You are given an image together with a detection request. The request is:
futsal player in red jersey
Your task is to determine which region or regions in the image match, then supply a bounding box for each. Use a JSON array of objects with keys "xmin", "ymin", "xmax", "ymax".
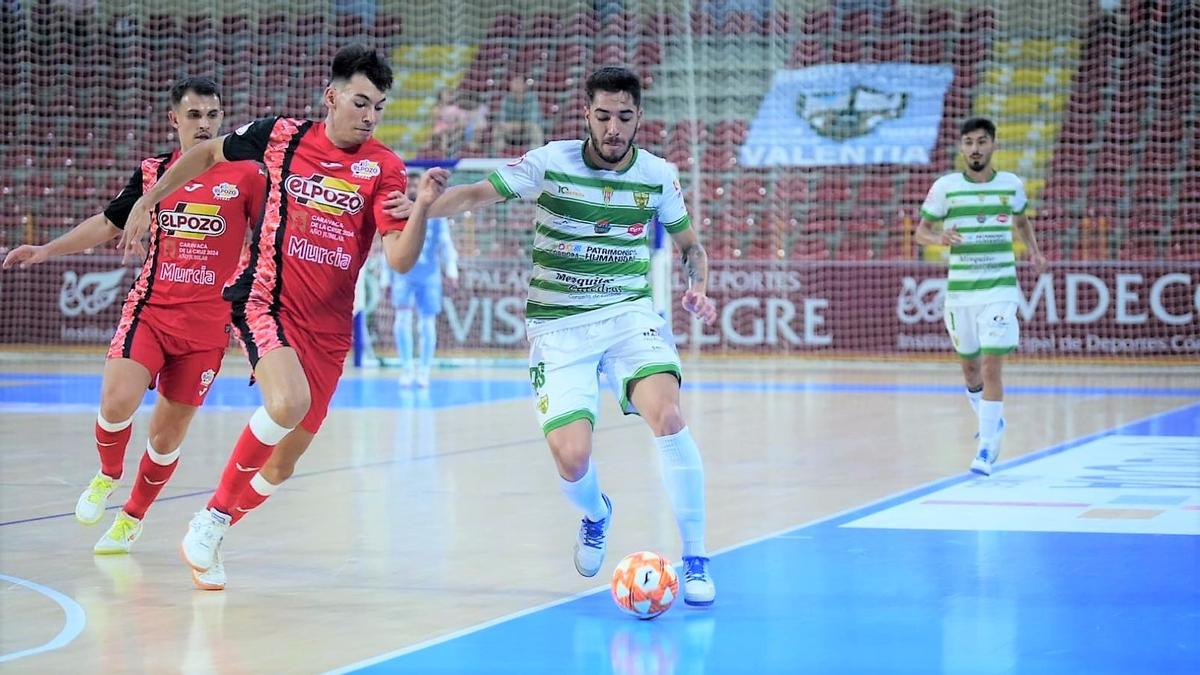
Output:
[
  {"xmin": 3, "ymin": 77, "xmax": 265, "ymax": 565},
  {"xmin": 121, "ymin": 45, "xmax": 448, "ymax": 589}
]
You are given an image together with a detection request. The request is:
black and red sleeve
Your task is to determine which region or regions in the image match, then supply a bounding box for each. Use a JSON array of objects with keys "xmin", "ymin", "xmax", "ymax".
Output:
[
  {"xmin": 223, "ymin": 117, "xmax": 279, "ymax": 163},
  {"xmin": 102, "ymin": 166, "xmax": 145, "ymax": 230}
]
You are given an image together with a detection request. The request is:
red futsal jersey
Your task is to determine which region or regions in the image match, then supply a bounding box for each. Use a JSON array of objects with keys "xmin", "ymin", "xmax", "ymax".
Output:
[
  {"xmin": 106, "ymin": 152, "xmax": 266, "ymax": 348},
  {"xmin": 221, "ymin": 117, "xmax": 409, "ymax": 345}
]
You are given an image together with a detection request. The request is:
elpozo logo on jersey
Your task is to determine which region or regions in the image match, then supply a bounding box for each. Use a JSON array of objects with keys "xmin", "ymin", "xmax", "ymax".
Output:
[
  {"xmin": 285, "ymin": 174, "xmax": 365, "ymax": 216},
  {"xmin": 351, "ymin": 159, "xmax": 380, "ymax": 180},
  {"xmin": 158, "ymin": 203, "xmax": 227, "ymax": 239}
]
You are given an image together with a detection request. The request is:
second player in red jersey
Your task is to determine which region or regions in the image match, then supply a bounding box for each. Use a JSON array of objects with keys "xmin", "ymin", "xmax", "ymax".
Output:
[
  {"xmin": 120, "ymin": 45, "xmax": 448, "ymax": 590},
  {"xmin": 3, "ymin": 77, "xmax": 265, "ymax": 570}
]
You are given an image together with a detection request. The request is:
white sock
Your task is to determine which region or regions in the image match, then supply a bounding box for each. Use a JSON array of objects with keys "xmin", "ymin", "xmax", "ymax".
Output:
[
  {"xmin": 97, "ymin": 413, "xmax": 134, "ymax": 432},
  {"xmin": 250, "ymin": 472, "xmax": 281, "ymax": 496},
  {"xmin": 965, "ymin": 387, "xmax": 983, "ymax": 417},
  {"xmin": 146, "ymin": 438, "xmax": 180, "ymax": 465},
  {"xmin": 249, "ymin": 406, "xmax": 293, "ymax": 445},
  {"xmin": 979, "ymin": 399, "xmax": 1004, "ymax": 443},
  {"xmin": 655, "ymin": 427, "xmax": 707, "ymax": 559},
  {"xmin": 559, "ymin": 462, "xmax": 608, "ymax": 522},
  {"xmin": 393, "ymin": 308, "xmax": 414, "ymax": 370}
]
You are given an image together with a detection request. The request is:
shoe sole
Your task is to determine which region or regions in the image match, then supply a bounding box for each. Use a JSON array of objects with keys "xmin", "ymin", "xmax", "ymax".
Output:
[
  {"xmin": 969, "ymin": 460, "xmax": 993, "ymax": 476},
  {"xmin": 76, "ymin": 511, "xmax": 105, "ymax": 526},
  {"xmin": 179, "ymin": 542, "xmax": 211, "ymax": 573},
  {"xmin": 191, "ymin": 570, "xmax": 225, "ymax": 591},
  {"xmin": 573, "ymin": 547, "xmax": 601, "ymax": 578},
  {"xmin": 94, "ymin": 547, "xmax": 132, "ymax": 555},
  {"xmin": 684, "ymin": 597, "xmax": 715, "ymax": 607}
]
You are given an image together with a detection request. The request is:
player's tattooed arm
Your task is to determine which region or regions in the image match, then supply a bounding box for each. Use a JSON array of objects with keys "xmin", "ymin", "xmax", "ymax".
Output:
[{"xmin": 671, "ymin": 226, "xmax": 717, "ymax": 325}]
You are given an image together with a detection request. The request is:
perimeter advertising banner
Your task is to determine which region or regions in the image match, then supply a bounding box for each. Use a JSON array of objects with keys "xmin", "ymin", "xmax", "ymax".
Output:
[{"xmin": 2, "ymin": 256, "xmax": 1197, "ymax": 358}]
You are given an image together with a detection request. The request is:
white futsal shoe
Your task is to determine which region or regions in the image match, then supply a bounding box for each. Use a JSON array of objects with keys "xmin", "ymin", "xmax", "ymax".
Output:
[
  {"xmin": 682, "ymin": 556, "xmax": 716, "ymax": 606},
  {"xmin": 192, "ymin": 546, "xmax": 226, "ymax": 591},
  {"xmin": 970, "ymin": 418, "xmax": 1006, "ymax": 476},
  {"xmin": 94, "ymin": 511, "xmax": 143, "ymax": 554},
  {"xmin": 573, "ymin": 494, "xmax": 612, "ymax": 577},
  {"xmin": 181, "ymin": 508, "xmax": 231, "ymax": 572},
  {"xmin": 76, "ymin": 472, "xmax": 118, "ymax": 525}
]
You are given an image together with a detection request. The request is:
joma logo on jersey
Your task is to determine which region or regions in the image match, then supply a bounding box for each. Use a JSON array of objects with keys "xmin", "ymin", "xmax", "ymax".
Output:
[
  {"xmin": 285, "ymin": 174, "xmax": 365, "ymax": 216},
  {"xmin": 158, "ymin": 203, "xmax": 227, "ymax": 239}
]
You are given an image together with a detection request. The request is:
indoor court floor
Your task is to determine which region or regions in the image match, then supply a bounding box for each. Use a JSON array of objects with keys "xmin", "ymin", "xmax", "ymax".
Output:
[{"xmin": 1, "ymin": 357, "xmax": 1197, "ymax": 674}]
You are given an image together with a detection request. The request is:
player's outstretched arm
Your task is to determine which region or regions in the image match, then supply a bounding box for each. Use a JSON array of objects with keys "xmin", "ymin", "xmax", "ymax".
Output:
[
  {"xmin": 119, "ymin": 136, "xmax": 229, "ymax": 262},
  {"xmin": 383, "ymin": 168, "xmax": 450, "ymax": 273},
  {"xmin": 3, "ymin": 213, "xmax": 121, "ymax": 270},
  {"xmin": 671, "ymin": 227, "xmax": 717, "ymax": 326},
  {"xmin": 914, "ymin": 218, "xmax": 962, "ymax": 246},
  {"xmin": 1013, "ymin": 214, "xmax": 1048, "ymax": 274},
  {"xmin": 383, "ymin": 179, "xmax": 503, "ymax": 221}
]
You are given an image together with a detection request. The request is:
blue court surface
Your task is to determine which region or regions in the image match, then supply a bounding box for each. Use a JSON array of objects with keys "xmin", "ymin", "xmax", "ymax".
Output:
[
  {"xmin": 325, "ymin": 402, "xmax": 1199, "ymax": 675},
  {"xmin": 3, "ymin": 372, "xmax": 1199, "ymax": 412}
]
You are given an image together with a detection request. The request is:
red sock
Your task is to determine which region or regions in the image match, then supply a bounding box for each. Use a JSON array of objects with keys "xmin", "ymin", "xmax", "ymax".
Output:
[
  {"xmin": 124, "ymin": 444, "xmax": 180, "ymax": 520},
  {"xmin": 95, "ymin": 418, "xmax": 133, "ymax": 479},
  {"xmin": 230, "ymin": 479, "xmax": 274, "ymax": 525},
  {"xmin": 207, "ymin": 424, "xmax": 277, "ymax": 515}
]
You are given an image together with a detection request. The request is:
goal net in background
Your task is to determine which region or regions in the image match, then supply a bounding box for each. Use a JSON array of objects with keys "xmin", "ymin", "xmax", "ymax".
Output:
[{"xmin": 2, "ymin": 0, "xmax": 1197, "ymax": 363}]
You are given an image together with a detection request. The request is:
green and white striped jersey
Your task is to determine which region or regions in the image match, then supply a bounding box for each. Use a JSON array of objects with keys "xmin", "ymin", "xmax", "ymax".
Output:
[
  {"xmin": 921, "ymin": 170, "xmax": 1028, "ymax": 307},
  {"xmin": 487, "ymin": 140, "xmax": 691, "ymax": 336}
]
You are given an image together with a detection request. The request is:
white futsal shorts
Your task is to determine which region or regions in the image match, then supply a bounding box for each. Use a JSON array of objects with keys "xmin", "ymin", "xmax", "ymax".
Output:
[
  {"xmin": 943, "ymin": 301, "xmax": 1020, "ymax": 358},
  {"xmin": 527, "ymin": 304, "xmax": 681, "ymax": 435}
]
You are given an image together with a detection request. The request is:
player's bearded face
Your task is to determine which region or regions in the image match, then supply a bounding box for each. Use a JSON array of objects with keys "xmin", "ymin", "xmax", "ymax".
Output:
[
  {"xmin": 961, "ymin": 131, "xmax": 994, "ymax": 172},
  {"xmin": 170, "ymin": 93, "xmax": 224, "ymax": 151},
  {"xmin": 586, "ymin": 90, "xmax": 641, "ymax": 165}
]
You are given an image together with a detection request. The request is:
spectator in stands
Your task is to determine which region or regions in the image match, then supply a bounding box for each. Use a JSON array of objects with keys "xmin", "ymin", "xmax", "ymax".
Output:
[
  {"xmin": 493, "ymin": 74, "xmax": 543, "ymax": 155},
  {"xmin": 459, "ymin": 92, "xmax": 490, "ymax": 155},
  {"xmin": 429, "ymin": 88, "xmax": 467, "ymax": 157}
]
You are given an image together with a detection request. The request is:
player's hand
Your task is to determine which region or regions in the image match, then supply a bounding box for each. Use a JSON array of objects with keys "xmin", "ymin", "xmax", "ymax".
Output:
[
  {"xmin": 384, "ymin": 190, "xmax": 414, "ymax": 219},
  {"xmin": 2, "ymin": 245, "xmax": 49, "ymax": 270},
  {"xmin": 416, "ymin": 168, "xmax": 450, "ymax": 205},
  {"xmin": 1031, "ymin": 251, "xmax": 1048, "ymax": 274},
  {"xmin": 939, "ymin": 230, "xmax": 964, "ymax": 246},
  {"xmin": 119, "ymin": 198, "xmax": 152, "ymax": 263},
  {"xmin": 682, "ymin": 286, "xmax": 717, "ymax": 325}
]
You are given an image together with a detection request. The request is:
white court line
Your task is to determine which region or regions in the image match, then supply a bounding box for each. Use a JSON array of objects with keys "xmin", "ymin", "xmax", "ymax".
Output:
[
  {"xmin": 0, "ymin": 573, "xmax": 87, "ymax": 663},
  {"xmin": 326, "ymin": 401, "xmax": 1197, "ymax": 674}
]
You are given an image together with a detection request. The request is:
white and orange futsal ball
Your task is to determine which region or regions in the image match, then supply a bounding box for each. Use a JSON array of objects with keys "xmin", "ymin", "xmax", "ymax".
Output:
[{"xmin": 610, "ymin": 551, "xmax": 679, "ymax": 619}]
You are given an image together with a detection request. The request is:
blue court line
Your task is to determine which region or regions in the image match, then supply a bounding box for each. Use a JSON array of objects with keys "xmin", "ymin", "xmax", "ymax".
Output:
[
  {"xmin": 0, "ymin": 573, "xmax": 87, "ymax": 664},
  {"xmin": 329, "ymin": 400, "xmax": 1200, "ymax": 674},
  {"xmin": 2, "ymin": 372, "xmax": 1198, "ymax": 413}
]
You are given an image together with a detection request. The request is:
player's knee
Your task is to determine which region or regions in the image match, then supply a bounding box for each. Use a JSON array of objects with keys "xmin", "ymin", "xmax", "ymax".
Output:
[
  {"xmin": 549, "ymin": 438, "xmax": 591, "ymax": 480},
  {"xmin": 98, "ymin": 396, "xmax": 137, "ymax": 426},
  {"xmin": 262, "ymin": 390, "xmax": 310, "ymax": 429},
  {"xmin": 644, "ymin": 403, "xmax": 685, "ymax": 437}
]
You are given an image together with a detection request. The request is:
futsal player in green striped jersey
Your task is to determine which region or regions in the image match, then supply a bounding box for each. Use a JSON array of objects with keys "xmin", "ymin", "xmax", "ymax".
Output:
[
  {"xmin": 915, "ymin": 117, "xmax": 1047, "ymax": 476},
  {"xmin": 389, "ymin": 66, "xmax": 718, "ymax": 606}
]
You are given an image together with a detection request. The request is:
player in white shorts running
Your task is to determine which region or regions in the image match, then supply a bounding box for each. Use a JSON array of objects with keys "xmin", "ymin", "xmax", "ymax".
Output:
[
  {"xmin": 916, "ymin": 117, "xmax": 1047, "ymax": 476},
  {"xmin": 388, "ymin": 66, "xmax": 718, "ymax": 606}
]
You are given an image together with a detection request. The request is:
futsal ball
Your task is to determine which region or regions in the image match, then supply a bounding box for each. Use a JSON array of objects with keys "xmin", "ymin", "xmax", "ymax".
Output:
[{"xmin": 610, "ymin": 551, "xmax": 679, "ymax": 619}]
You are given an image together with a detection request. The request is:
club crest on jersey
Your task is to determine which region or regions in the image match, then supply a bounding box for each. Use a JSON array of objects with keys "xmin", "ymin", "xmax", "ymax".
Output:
[
  {"xmin": 976, "ymin": 214, "xmax": 987, "ymax": 223},
  {"xmin": 159, "ymin": 203, "xmax": 227, "ymax": 239},
  {"xmin": 628, "ymin": 223, "xmax": 645, "ymax": 237},
  {"xmin": 997, "ymin": 214, "xmax": 1009, "ymax": 223},
  {"xmin": 602, "ymin": 185, "xmax": 614, "ymax": 205},
  {"xmin": 351, "ymin": 159, "xmax": 380, "ymax": 180},
  {"xmin": 594, "ymin": 219, "xmax": 612, "ymax": 234},
  {"xmin": 633, "ymin": 192, "xmax": 650, "ymax": 208},
  {"xmin": 285, "ymin": 174, "xmax": 365, "ymax": 216},
  {"xmin": 212, "ymin": 182, "xmax": 239, "ymax": 200}
]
